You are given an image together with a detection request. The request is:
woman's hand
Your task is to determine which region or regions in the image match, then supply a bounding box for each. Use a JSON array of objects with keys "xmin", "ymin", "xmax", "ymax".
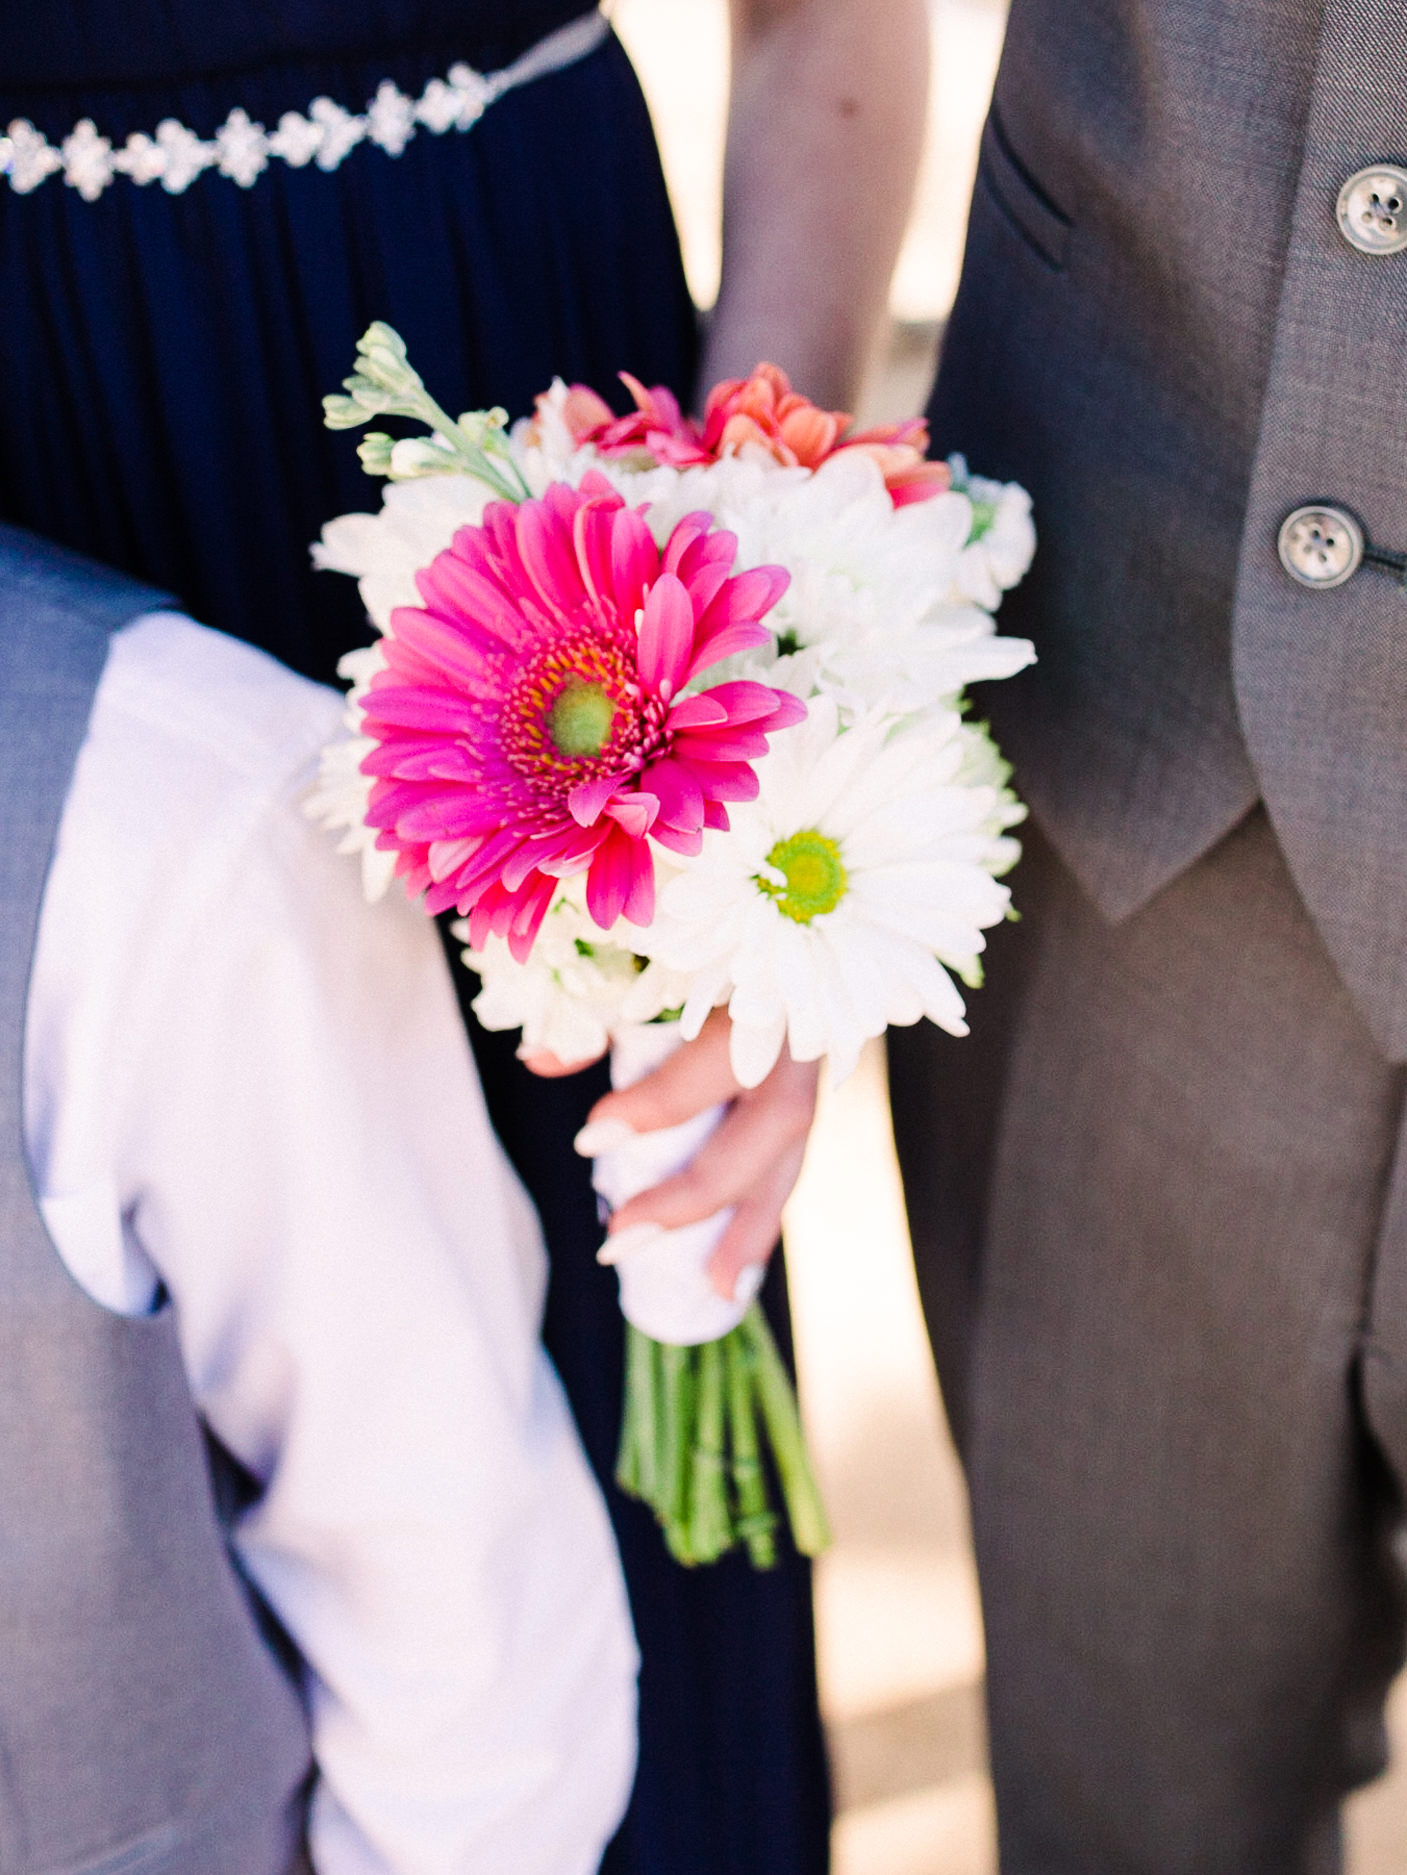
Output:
[{"xmin": 522, "ymin": 1010, "xmax": 820, "ymax": 1300}]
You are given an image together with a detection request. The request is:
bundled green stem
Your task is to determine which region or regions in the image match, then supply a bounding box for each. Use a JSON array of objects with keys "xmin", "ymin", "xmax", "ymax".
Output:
[{"xmin": 617, "ymin": 1305, "xmax": 830, "ymax": 1569}]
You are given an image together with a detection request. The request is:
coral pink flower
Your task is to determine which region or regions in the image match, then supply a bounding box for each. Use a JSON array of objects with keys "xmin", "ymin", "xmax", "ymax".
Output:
[
  {"xmin": 549, "ymin": 362, "xmax": 950, "ymax": 505},
  {"xmin": 359, "ymin": 474, "xmax": 805, "ymax": 960},
  {"xmin": 701, "ymin": 365, "xmax": 952, "ymax": 504}
]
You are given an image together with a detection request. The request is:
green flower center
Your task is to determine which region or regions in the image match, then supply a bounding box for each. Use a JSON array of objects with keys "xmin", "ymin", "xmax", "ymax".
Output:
[
  {"xmin": 759, "ymin": 829, "xmax": 848, "ymax": 923},
  {"xmin": 548, "ymin": 680, "xmax": 618, "ymax": 758}
]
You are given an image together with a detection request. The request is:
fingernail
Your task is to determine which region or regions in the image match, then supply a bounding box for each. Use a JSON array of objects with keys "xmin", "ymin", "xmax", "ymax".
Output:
[
  {"xmin": 732, "ymin": 1263, "xmax": 765, "ymax": 1306},
  {"xmin": 574, "ymin": 1117, "xmax": 638, "ymax": 1157},
  {"xmin": 596, "ymin": 1221, "xmax": 667, "ymax": 1266}
]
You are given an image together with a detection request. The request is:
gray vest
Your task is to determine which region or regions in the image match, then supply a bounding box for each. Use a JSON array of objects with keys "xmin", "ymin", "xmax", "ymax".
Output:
[
  {"xmin": 0, "ymin": 525, "xmax": 312, "ymax": 1873},
  {"xmin": 932, "ymin": 0, "xmax": 1407, "ymax": 1056}
]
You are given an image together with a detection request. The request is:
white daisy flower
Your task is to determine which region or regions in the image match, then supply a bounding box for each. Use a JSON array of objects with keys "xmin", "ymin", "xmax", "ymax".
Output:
[
  {"xmin": 636, "ymin": 694, "xmax": 1017, "ymax": 1089},
  {"xmin": 636, "ymin": 450, "xmax": 1034, "ymax": 711},
  {"xmin": 311, "ymin": 472, "xmax": 491, "ymax": 633},
  {"xmin": 948, "ymin": 454, "xmax": 1037, "ymax": 608},
  {"xmin": 457, "ymin": 880, "xmax": 689, "ymax": 1065}
]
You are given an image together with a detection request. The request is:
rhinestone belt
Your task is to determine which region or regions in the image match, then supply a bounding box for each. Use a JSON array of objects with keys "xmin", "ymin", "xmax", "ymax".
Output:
[{"xmin": 0, "ymin": 7, "xmax": 608, "ymax": 201}]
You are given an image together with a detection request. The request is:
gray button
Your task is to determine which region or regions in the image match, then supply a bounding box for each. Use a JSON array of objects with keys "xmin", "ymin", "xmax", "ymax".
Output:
[
  {"xmin": 1278, "ymin": 505, "xmax": 1364, "ymax": 588},
  {"xmin": 1336, "ymin": 164, "xmax": 1407, "ymax": 254}
]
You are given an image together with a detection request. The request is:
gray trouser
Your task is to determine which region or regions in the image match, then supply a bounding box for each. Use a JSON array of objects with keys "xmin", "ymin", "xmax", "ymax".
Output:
[{"xmin": 888, "ymin": 808, "xmax": 1407, "ymax": 1875}]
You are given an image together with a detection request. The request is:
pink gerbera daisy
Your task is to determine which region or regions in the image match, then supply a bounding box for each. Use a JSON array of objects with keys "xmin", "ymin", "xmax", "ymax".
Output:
[{"xmin": 360, "ymin": 473, "xmax": 805, "ymax": 960}]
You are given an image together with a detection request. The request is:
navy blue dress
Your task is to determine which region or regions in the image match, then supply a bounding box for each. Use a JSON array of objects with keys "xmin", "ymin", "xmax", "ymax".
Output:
[{"xmin": 0, "ymin": 9, "xmax": 830, "ymax": 1873}]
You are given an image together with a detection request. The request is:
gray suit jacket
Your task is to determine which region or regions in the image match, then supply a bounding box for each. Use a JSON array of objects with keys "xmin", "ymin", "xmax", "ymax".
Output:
[{"xmin": 931, "ymin": 0, "xmax": 1407, "ymax": 1056}]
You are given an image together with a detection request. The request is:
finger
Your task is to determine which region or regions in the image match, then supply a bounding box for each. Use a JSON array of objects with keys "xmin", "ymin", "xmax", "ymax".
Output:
[
  {"xmin": 607, "ymin": 1067, "xmax": 815, "ymax": 1234},
  {"xmin": 706, "ymin": 1148, "xmax": 808, "ymax": 1299},
  {"xmin": 585, "ymin": 1008, "xmax": 739, "ymax": 1135},
  {"xmin": 520, "ymin": 1047, "xmax": 604, "ymax": 1078}
]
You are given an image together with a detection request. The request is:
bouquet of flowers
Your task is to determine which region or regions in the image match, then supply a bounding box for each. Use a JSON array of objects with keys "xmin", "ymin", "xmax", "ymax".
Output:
[{"xmin": 309, "ymin": 324, "xmax": 1035, "ymax": 1567}]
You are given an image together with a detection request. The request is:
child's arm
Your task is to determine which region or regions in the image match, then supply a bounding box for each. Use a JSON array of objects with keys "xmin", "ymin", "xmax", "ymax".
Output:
[{"xmin": 27, "ymin": 612, "xmax": 636, "ymax": 1875}]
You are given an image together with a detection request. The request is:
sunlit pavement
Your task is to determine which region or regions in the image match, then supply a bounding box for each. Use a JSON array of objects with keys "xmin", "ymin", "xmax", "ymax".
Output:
[
  {"xmin": 615, "ymin": 3, "xmax": 1407, "ymax": 1867},
  {"xmin": 784, "ymin": 1043, "xmax": 995, "ymax": 1875}
]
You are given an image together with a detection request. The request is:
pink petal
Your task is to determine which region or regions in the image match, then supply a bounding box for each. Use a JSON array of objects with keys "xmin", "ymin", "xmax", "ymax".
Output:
[
  {"xmin": 609, "ymin": 505, "xmax": 659, "ymax": 624},
  {"xmin": 604, "ymin": 790, "xmax": 660, "ymax": 840},
  {"xmin": 437, "ymin": 826, "xmax": 524, "ymax": 891},
  {"xmin": 707, "ymin": 563, "xmax": 789, "ymax": 628},
  {"xmin": 568, "ymin": 770, "xmax": 624, "ymax": 827},
  {"xmin": 398, "ymin": 853, "xmax": 434, "ymax": 898},
  {"xmin": 672, "ymin": 728, "xmax": 771, "ymax": 762},
  {"xmin": 578, "ymin": 468, "xmax": 621, "ymax": 502},
  {"xmin": 572, "ymin": 497, "xmax": 618, "ymax": 615},
  {"xmin": 361, "ymin": 743, "xmax": 482, "ymax": 785},
  {"xmin": 466, "ymin": 897, "xmax": 498, "ymax": 950},
  {"xmin": 425, "ymin": 877, "xmax": 466, "ymax": 915},
  {"xmin": 650, "ymin": 821, "xmax": 705, "ymax": 858},
  {"xmin": 886, "ymin": 472, "xmax": 949, "ymax": 509},
  {"xmin": 666, "ymin": 693, "xmax": 730, "ymax": 731},
  {"xmin": 697, "ymin": 680, "xmax": 801, "ymax": 725},
  {"xmin": 413, "ymin": 557, "xmax": 518, "ymax": 646},
  {"xmin": 515, "ymin": 498, "xmax": 587, "ymax": 614},
  {"xmin": 619, "ymin": 371, "xmax": 658, "ymax": 418},
  {"xmin": 683, "ymin": 621, "xmax": 773, "ymax": 680},
  {"xmin": 502, "ymin": 837, "xmax": 554, "ymax": 893},
  {"xmin": 660, "ymin": 513, "xmax": 712, "ymax": 578},
  {"xmin": 639, "ymin": 758, "xmax": 705, "ymax": 831},
  {"xmin": 679, "ymin": 556, "xmax": 733, "ymax": 623},
  {"xmin": 506, "ymin": 876, "xmax": 557, "ymax": 962},
  {"xmin": 526, "ymin": 823, "xmax": 604, "ymax": 878},
  {"xmin": 467, "ymin": 879, "xmax": 522, "ymax": 947},
  {"xmin": 427, "ymin": 836, "xmax": 480, "ymax": 880},
  {"xmin": 363, "ymin": 686, "xmax": 472, "ymax": 733},
  {"xmin": 684, "ymin": 758, "xmax": 762, "ymax": 803},
  {"xmin": 480, "ymin": 502, "xmax": 527, "ymax": 582},
  {"xmin": 390, "ymin": 607, "xmax": 501, "ymax": 683},
  {"xmin": 622, "ymin": 837, "xmax": 656, "ymax": 926},
  {"xmin": 586, "ymin": 825, "xmax": 637, "ymax": 929},
  {"xmin": 397, "ymin": 795, "xmax": 504, "ymax": 840},
  {"xmin": 637, "ymin": 571, "xmax": 696, "ymax": 696},
  {"xmin": 680, "ymin": 560, "xmax": 792, "ymax": 677},
  {"xmin": 650, "ymin": 431, "xmax": 714, "ymax": 468},
  {"xmin": 536, "ymin": 839, "xmax": 602, "ymax": 878}
]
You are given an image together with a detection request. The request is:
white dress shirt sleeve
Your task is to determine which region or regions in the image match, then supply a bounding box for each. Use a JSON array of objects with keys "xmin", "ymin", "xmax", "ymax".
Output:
[{"xmin": 23, "ymin": 613, "xmax": 637, "ymax": 1875}]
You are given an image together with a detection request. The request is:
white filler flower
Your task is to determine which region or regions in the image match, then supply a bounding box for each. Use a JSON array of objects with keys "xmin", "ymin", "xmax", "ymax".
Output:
[
  {"xmin": 638, "ymin": 694, "xmax": 1017, "ymax": 1089},
  {"xmin": 303, "ymin": 643, "xmax": 399, "ymax": 901},
  {"xmin": 947, "ymin": 454, "xmax": 1037, "ymax": 609},
  {"xmin": 458, "ymin": 880, "xmax": 689, "ymax": 1066}
]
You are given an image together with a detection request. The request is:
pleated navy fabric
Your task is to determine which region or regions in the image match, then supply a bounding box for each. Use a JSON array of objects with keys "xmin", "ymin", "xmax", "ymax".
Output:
[{"xmin": 0, "ymin": 10, "xmax": 830, "ymax": 1873}]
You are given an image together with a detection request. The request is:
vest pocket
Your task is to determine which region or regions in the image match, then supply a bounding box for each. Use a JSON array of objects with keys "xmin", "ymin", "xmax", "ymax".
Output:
[{"xmin": 977, "ymin": 107, "xmax": 1072, "ymax": 270}]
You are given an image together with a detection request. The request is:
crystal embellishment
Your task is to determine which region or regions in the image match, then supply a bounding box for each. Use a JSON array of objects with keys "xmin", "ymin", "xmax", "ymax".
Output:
[
  {"xmin": 215, "ymin": 110, "xmax": 270, "ymax": 189},
  {"xmin": 0, "ymin": 11, "xmax": 608, "ymax": 201},
  {"xmin": 61, "ymin": 120, "xmax": 115, "ymax": 202}
]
